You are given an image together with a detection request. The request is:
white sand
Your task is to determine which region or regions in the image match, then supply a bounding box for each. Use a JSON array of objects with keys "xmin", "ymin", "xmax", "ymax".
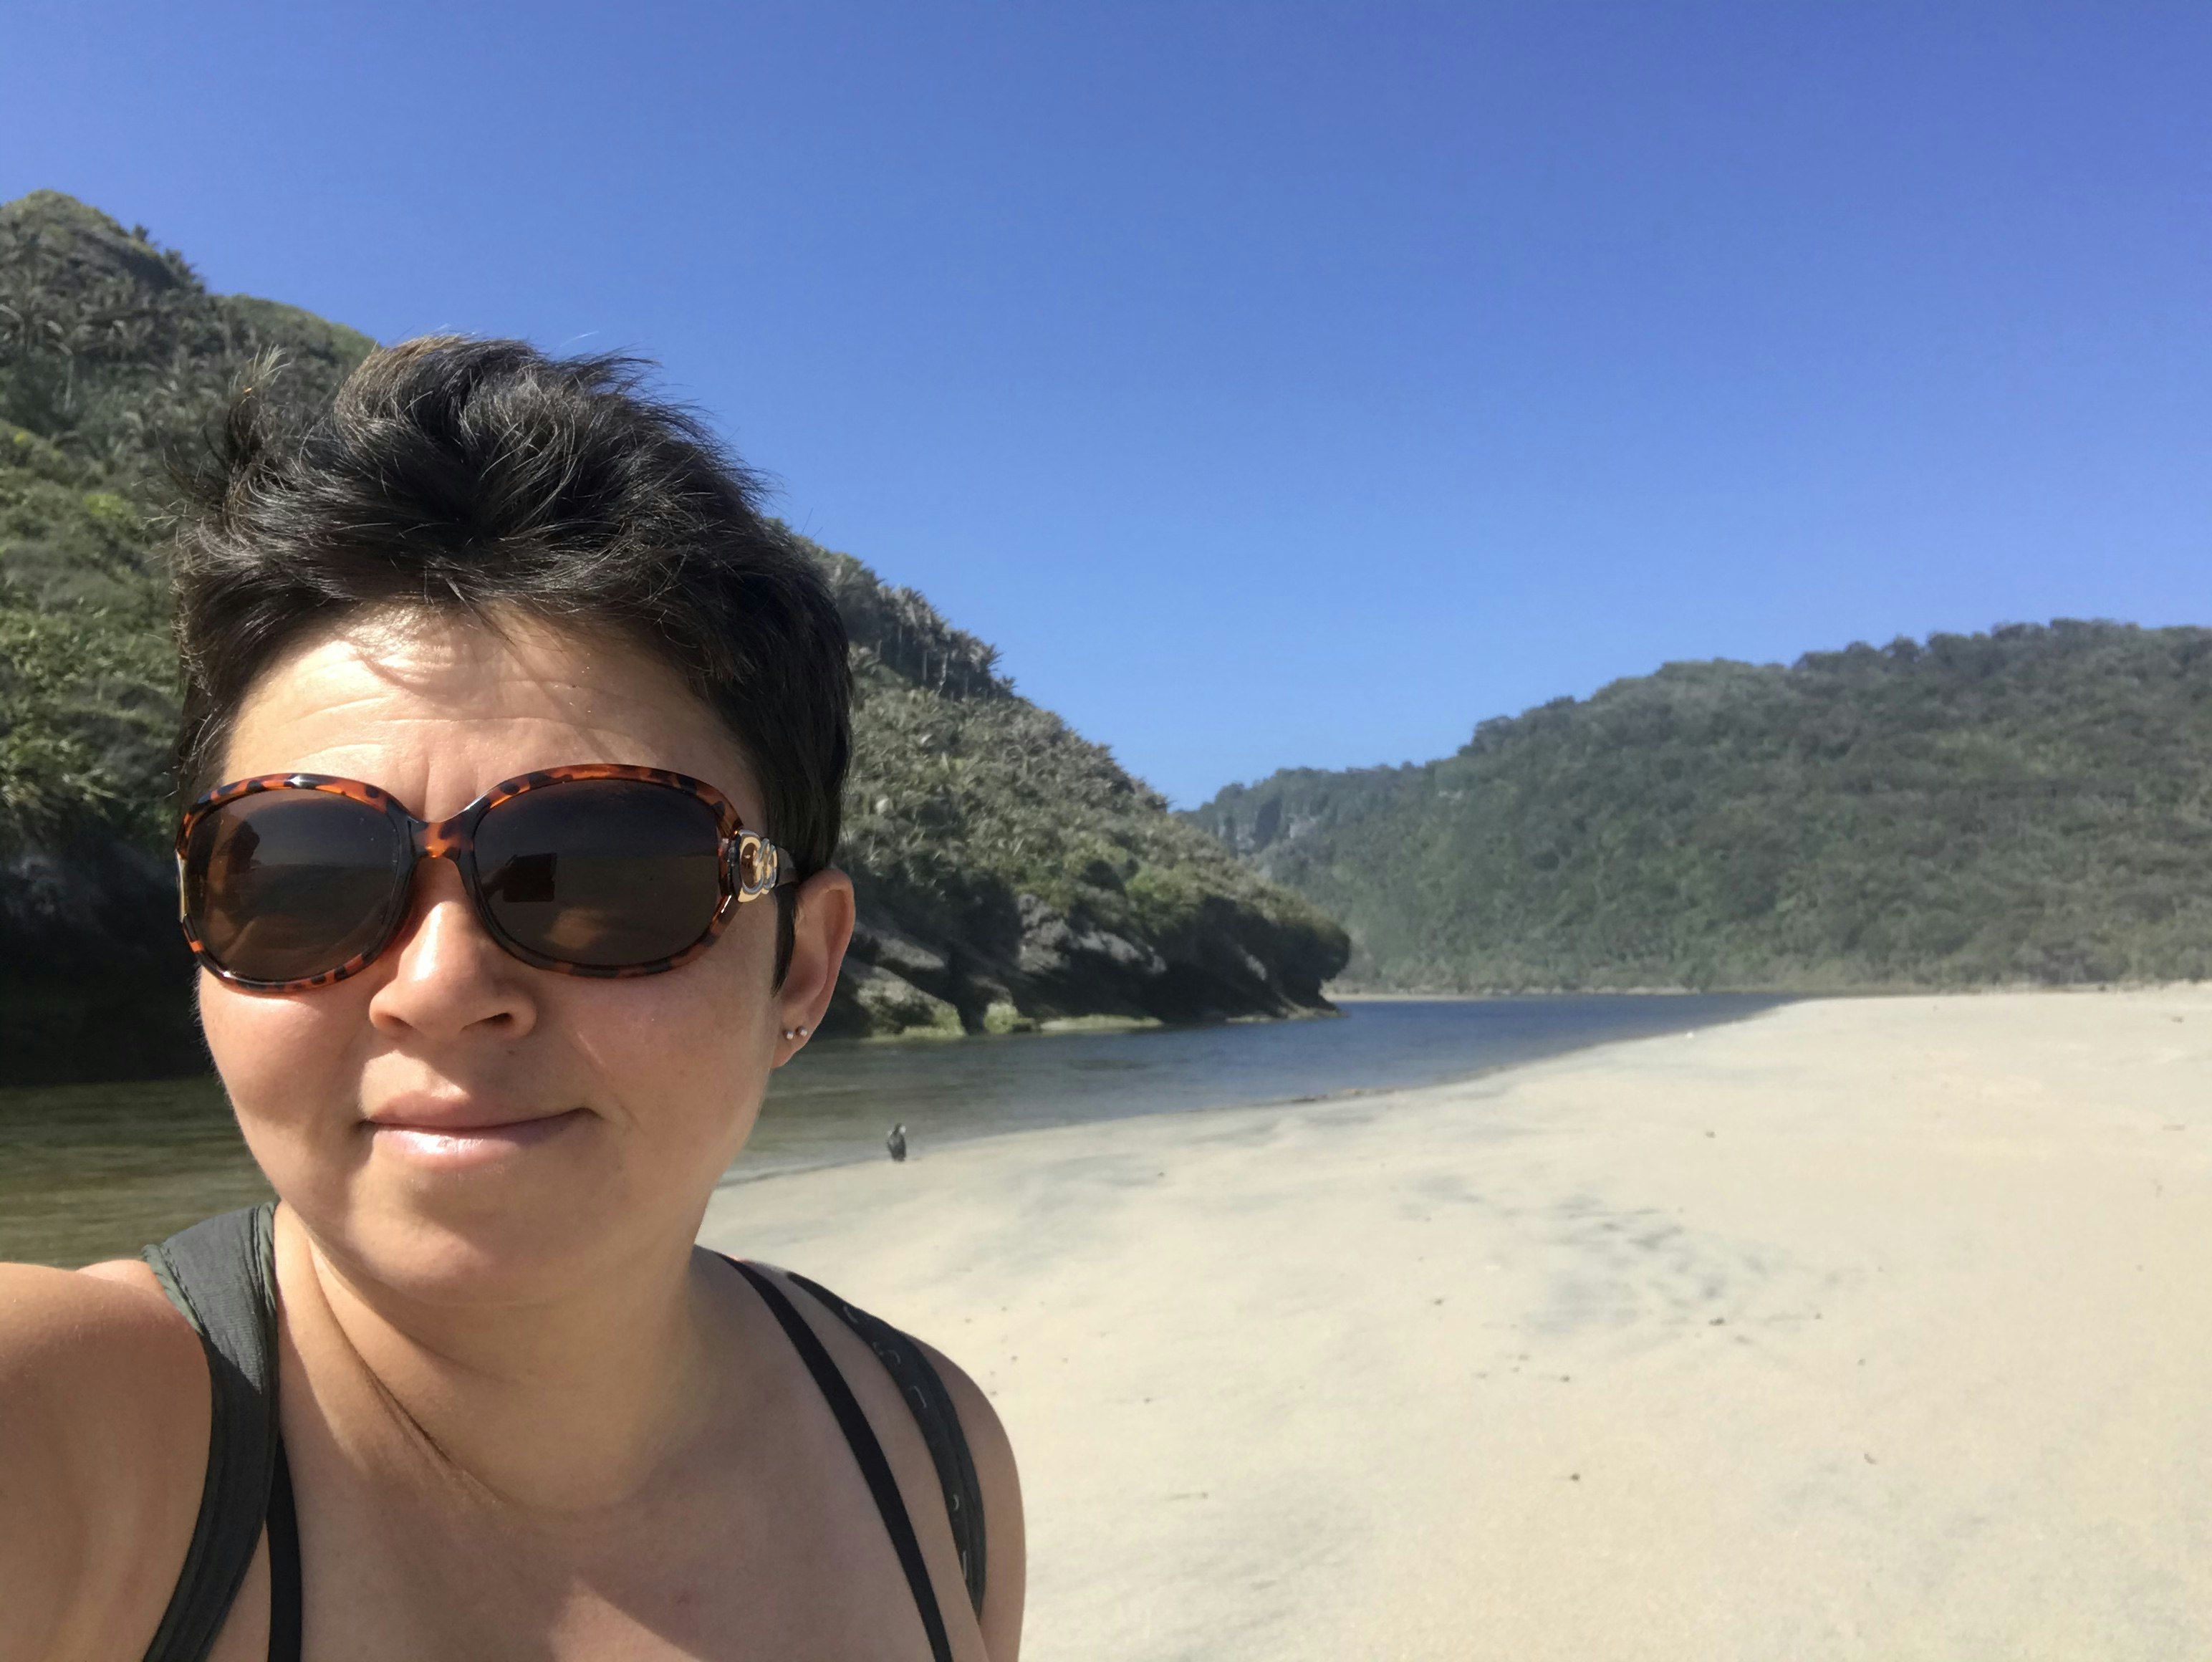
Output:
[{"xmin": 698, "ymin": 990, "xmax": 2212, "ymax": 1661}]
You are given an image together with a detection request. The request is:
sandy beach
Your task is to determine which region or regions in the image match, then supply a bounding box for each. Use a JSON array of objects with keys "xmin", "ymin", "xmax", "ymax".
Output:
[{"xmin": 697, "ymin": 989, "xmax": 2212, "ymax": 1660}]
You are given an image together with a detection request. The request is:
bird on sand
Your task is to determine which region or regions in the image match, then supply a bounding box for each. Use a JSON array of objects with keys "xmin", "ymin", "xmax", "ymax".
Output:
[{"xmin": 886, "ymin": 1123, "xmax": 908, "ymax": 1162}]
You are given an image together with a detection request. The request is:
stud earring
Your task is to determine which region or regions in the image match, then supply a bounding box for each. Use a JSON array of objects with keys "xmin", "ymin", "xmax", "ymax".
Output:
[{"xmin": 781, "ymin": 1024, "xmax": 811, "ymax": 1041}]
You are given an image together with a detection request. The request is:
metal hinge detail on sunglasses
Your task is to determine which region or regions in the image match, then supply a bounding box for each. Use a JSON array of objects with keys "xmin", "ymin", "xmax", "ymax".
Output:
[{"xmin": 730, "ymin": 830, "xmax": 784, "ymax": 902}]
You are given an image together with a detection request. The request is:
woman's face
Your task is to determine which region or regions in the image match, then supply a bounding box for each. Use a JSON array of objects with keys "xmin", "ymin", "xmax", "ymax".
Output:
[{"xmin": 199, "ymin": 607, "xmax": 850, "ymax": 1302}]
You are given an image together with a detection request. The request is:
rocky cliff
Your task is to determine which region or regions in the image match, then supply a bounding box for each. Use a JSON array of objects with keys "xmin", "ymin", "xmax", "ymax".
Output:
[{"xmin": 0, "ymin": 192, "xmax": 1347, "ymax": 1081}]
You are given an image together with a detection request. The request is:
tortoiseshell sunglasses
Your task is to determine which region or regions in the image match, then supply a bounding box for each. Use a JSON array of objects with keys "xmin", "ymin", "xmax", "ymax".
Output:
[{"xmin": 176, "ymin": 764, "xmax": 797, "ymax": 991}]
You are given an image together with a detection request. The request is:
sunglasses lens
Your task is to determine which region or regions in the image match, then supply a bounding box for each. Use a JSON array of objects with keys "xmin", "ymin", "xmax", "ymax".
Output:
[
  {"xmin": 474, "ymin": 779, "xmax": 725, "ymax": 969},
  {"xmin": 184, "ymin": 790, "xmax": 410, "ymax": 984}
]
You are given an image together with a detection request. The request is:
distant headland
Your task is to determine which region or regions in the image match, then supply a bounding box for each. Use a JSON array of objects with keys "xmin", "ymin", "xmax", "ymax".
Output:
[{"xmin": 1186, "ymin": 620, "xmax": 2212, "ymax": 992}]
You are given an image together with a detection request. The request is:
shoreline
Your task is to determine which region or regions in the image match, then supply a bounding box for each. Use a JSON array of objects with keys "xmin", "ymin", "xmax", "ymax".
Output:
[
  {"xmin": 1328, "ymin": 978, "xmax": 2211, "ymax": 1001},
  {"xmin": 718, "ymin": 991, "xmax": 1788, "ymax": 1191},
  {"xmin": 0, "ymin": 993, "xmax": 1784, "ymax": 1269},
  {"xmin": 701, "ymin": 987, "xmax": 2212, "ymax": 1658}
]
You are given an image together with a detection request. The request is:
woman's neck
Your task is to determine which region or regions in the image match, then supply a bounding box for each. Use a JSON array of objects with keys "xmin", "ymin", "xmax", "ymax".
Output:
[{"xmin": 274, "ymin": 1204, "xmax": 732, "ymax": 1514}]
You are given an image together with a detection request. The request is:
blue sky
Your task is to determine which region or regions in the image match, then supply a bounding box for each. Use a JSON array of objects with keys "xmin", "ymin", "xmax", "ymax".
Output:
[{"xmin": 6, "ymin": 2, "xmax": 2208, "ymax": 804}]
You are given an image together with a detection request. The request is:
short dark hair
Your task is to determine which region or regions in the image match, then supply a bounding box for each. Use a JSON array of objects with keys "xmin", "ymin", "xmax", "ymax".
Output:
[{"xmin": 170, "ymin": 336, "xmax": 851, "ymax": 981}]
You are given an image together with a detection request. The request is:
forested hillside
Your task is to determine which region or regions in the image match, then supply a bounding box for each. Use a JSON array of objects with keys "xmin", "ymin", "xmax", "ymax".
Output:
[
  {"xmin": 1188, "ymin": 624, "xmax": 2212, "ymax": 991},
  {"xmin": 0, "ymin": 191, "xmax": 1345, "ymax": 1081}
]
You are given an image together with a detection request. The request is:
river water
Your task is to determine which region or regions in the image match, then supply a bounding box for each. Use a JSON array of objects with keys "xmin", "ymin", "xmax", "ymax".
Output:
[{"xmin": 0, "ymin": 994, "xmax": 1786, "ymax": 1267}]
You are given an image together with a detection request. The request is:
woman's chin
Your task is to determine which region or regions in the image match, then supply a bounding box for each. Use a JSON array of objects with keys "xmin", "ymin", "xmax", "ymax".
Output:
[{"xmin": 285, "ymin": 1154, "xmax": 668, "ymax": 1305}]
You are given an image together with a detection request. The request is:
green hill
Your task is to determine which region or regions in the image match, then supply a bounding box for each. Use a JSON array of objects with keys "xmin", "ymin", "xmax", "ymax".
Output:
[
  {"xmin": 1186, "ymin": 623, "xmax": 2212, "ymax": 991},
  {"xmin": 0, "ymin": 191, "xmax": 1345, "ymax": 1081}
]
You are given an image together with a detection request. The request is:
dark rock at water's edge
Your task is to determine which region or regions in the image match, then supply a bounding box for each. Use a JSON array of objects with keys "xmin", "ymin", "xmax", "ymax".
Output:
[
  {"xmin": 0, "ymin": 191, "xmax": 1348, "ymax": 1080},
  {"xmin": 825, "ymin": 883, "xmax": 1342, "ymax": 1041},
  {"xmin": 1, "ymin": 837, "xmax": 206, "ymax": 1082}
]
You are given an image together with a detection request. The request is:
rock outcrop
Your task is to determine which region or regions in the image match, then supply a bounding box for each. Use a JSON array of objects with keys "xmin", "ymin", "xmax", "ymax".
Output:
[{"xmin": 0, "ymin": 192, "xmax": 1348, "ymax": 1080}]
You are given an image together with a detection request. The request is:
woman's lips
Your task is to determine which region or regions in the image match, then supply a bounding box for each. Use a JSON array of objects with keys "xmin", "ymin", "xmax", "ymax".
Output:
[{"xmin": 365, "ymin": 1106, "xmax": 590, "ymax": 1163}]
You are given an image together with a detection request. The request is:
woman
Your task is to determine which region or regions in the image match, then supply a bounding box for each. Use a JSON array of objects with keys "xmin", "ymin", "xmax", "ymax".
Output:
[{"xmin": 0, "ymin": 339, "xmax": 1024, "ymax": 1661}]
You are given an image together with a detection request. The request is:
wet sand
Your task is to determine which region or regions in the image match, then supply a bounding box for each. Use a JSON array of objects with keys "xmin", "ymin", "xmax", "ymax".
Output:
[{"xmin": 697, "ymin": 989, "xmax": 2212, "ymax": 1660}]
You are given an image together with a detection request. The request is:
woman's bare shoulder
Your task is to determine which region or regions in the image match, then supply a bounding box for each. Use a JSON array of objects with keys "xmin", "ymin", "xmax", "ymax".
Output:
[
  {"xmin": 0, "ymin": 1259, "xmax": 211, "ymax": 1662},
  {"xmin": 728, "ymin": 1260, "xmax": 1026, "ymax": 1661},
  {"xmin": 910, "ymin": 1335, "xmax": 1025, "ymax": 1662}
]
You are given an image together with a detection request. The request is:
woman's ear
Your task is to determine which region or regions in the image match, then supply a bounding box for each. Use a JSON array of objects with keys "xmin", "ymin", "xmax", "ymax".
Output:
[{"xmin": 775, "ymin": 868, "xmax": 855, "ymax": 1052}]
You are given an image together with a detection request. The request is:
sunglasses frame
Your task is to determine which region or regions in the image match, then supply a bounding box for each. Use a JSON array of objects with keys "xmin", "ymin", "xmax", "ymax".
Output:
[{"xmin": 175, "ymin": 763, "xmax": 797, "ymax": 993}]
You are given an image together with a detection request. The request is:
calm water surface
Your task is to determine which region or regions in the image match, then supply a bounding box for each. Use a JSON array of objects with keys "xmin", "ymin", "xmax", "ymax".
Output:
[{"xmin": 0, "ymin": 995, "xmax": 1787, "ymax": 1267}]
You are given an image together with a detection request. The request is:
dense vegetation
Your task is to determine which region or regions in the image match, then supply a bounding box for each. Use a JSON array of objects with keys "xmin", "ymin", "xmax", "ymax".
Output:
[
  {"xmin": 1188, "ymin": 624, "xmax": 2212, "ymax": 991},
  {"xmin": 809, "ymin": 536, "xmax": 1346, "ymax": 1038},
  {"xmin": 0, "ymin": 191, "xmax": 1344, "ymax": 1080}
]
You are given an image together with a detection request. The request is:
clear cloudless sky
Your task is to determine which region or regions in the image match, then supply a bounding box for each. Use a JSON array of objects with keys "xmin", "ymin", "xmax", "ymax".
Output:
[{"xmin": 5, "ymin": 1, "xmax": 2208, "ymax": 804}]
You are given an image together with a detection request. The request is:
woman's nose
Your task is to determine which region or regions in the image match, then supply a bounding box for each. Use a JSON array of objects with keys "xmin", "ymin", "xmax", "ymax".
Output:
[{"xmin": 366, "ymin": 858, "xmax": 539, "ymax": 1041}]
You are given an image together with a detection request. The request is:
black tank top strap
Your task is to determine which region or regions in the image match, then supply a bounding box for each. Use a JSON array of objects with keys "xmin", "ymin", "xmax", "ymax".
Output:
[
  {"xmin": 264, "ymin": 1441, "xmax": 304, "ymax": 1660},
  {"xmin": 133, "ymin": 1214, "xmax": 976, "ymax": 1662},
  {"xmin": 138, "ymin": 1203, "xmax": 294, "ymax": 1662},
  {"xmin": 726, "ymin": 1261, "xmax": 956, "ymax": 1662},
  {"xmin": 784, "ymin": 1272, "xmax": 988, "ymax": 1616}
]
